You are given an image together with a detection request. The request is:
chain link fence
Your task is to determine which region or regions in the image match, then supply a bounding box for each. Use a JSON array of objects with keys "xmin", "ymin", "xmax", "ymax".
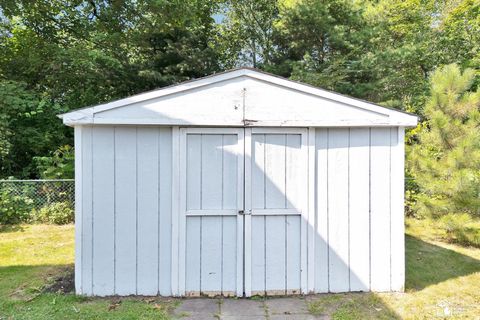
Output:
[{"xmin": 0, "ymin": 179, "xmax": 74, "ymax": 214}]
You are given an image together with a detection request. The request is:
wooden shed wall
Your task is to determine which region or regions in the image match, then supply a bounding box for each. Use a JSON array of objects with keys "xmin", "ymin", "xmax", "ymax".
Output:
[
  {"xmin": 314, "ymin": 127, "xmax": 404, "ymax": 293},
  {"xmin": 74, "ymin": 125, "xmax": 404, "ymax": 296},
  {"xmin": 75, "ymin": 126, "xmax": 173, "ymax": 296}
]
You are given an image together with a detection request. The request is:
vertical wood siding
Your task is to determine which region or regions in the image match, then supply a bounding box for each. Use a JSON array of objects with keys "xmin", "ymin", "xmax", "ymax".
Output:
[
  {"xmin": 314, "ymin": 127, "xmax": 404, "ymax": 293},
  {"xmin": 80, "ymin": 126, "xmax": 93, "ymax": 295},
  {"xmin": 74, "ymin": 126, "xmax": 83, "ymax": 294},
  {"xmin": 348, "ymin": 128, "xmax": 370, "ymax": 291},
  {"xmin": 390, "ymin": 127, "xmax": 405, "ymax": 291},
  {"xmin": 92, "ymin": 127, "xmax": 115, "ymax": 296},
  {"xmin": 78, "ymin": 126, "xmax": 172, "ymax": 296},
  {"xmin": 76, "ymin": 125, "xmax": 405, "ymax": 296},
  {"xmin": 114, "ymin": 127, "xmax": 137, "ymax": 295},
  {"xmin": 327, "ymin": 128, "xmax": 350, "ymax": 293}
]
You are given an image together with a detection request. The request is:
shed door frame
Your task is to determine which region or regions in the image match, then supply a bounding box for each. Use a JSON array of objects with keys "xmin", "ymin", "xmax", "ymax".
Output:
[{"xmin": 176, "ymin": 127, "xmax": 312, "ymax": 297}]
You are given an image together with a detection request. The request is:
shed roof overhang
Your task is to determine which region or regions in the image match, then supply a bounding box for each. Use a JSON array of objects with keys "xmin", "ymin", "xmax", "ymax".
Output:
[{"xmin": 59, "ymin": 68, "xmax": 418, "ymax": 127}]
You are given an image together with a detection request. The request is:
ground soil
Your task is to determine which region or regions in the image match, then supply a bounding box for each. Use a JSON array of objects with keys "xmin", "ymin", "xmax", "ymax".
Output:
[{"xmin": 43, "ymin": 267, "xmax": 75, "ymax": 294}]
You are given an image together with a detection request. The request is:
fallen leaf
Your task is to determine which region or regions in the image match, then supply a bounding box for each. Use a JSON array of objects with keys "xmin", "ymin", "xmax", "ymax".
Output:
[
  {"xmin": 108, "ymin": 300, "xmax": 122, "ymax": 311},
  {"xmin": 152, "ymin": 303, "xmax": 164, "ymax": 310}
]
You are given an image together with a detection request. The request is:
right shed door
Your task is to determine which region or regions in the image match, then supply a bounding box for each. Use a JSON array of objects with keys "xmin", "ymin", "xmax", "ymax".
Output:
[{"xmin": 244, "ymin": 128, "xmax": 308, "ymax": 296}]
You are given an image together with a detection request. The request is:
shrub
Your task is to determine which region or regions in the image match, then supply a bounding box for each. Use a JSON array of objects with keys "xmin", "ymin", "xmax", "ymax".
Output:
[
  {"xmin": 439, "ymin": 213, "xmax": 480, "ymax": 248},
  {"xmin": 0, "ymin": 191, "xmax": 34, "ymax": 224},
  {"xmin": 33, "ymin": 201, "xmax": 74, "ymax": 225}
]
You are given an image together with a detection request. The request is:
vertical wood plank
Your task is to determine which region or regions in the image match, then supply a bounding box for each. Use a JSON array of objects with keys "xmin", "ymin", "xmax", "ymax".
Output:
[
  {"xmin": 237, "ymin": 129, "xmax": 245, "ymax": 297},
  {"xmin": 137, "ymin": 127, "xmax": 159, "ymax": 295},
  {"xmin": 223, "ymin": 134, "xmax": 237, "ymax": 209},
  {"xmin": 265, "ymin": 216, "xmax": 286, "ymax": 293},
  {"xmin": 159, "ymin": 128, "xmax": 172, "ymax": 296},
  {"xmin": 236, "ymin": 213, "xmax": 245, "ymax": 297},
  {"xmin": 185, "ymin": 217, "xmax": 201, "ymax": 295},
  {"xmin": 251, "ymin": 216, "xmax": 265, "ymax": 295},
  {"xmin": 370, "ymin": 127, "xmax": 391, "ymax": 292},
  {"xmin": 314, "ymin": 128, "xmax": 329, "ymax": 293},
  {"xmin": 171, "ymin": 126, "xmax": 180, "ymax": 296},
  {"xmin": 81, "ymin": 126, "xmax": 93, "ymax": 295},
  {"xmin": 349, "ymin": 128, "xmax": 370, "ymax": 292},
  {"xmin": 286, "ymin": 133, "xmax": 303, "ymax": 293},
  {"xmin": 390, "ymin": 127, "xmax": 405, "ymax": 292},
  {"xmin": 222, "ymin": 216, "xmax": 237, "ymax": 295},
  {"xmin": 300, "ymin": 132, "xmax": 308, "ymax": 294},
  {"xmin": 201, "ymin": 217, "xmax": 222, "ymax": 294},
  {"xmin": 92, "ymin": 126, "xmax": 115, "ymax": 296},
  {"xmin": 327, "ymin": 128, "xmax": 350, "ymax": 293},
  {"xmin": 285, "ymin": 134, "xmax": 302, "ymax": 210},
  {"xmin": 243, "ymin": 128, "xmax": 252, "ymax": 297},
  {"xmin": 265, "ymin": 134, "xmax": 286, "ymax": 208},
  {"xmin": 307, "ymin": 128, "xmax": 316, "ymax": 293},
  {"xmin": 114, "ymin": 127, "xmax": 137, "ymax": 295},
  {"xmin": 286, "ymin": 216, "xmax": 301, "ymax": 294},
  {"xmin": 186, "ymin": 134, "xmax": 201, "ymax": 210},
  {"xmin": 74, "ymin": 126, "xmax": 83, "ymax": 294},
  {"xmin": 201, "ymin": 135, "xmax": 223, "ymax": 209},
  {"xmin": 251, "ymin": 134, "xmax": 265, "ymax": 209}
]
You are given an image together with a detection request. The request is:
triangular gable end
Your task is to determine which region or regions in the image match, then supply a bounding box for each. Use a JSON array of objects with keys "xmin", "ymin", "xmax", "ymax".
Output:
[{"xmin": 60, "ymin": 68, "xmax": 418, "ymax": 127}]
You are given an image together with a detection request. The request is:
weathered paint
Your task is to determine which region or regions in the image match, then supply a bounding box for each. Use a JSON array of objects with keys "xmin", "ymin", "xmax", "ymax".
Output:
[
  {"xmin": 76, "ymin": 126, "xmax": 172, "ymax": 296},
  {"xmin": 70, "ymin": 70, "xmax": 412, "ymax": 297},
  {"xmin": 313, "ymin": 127, "xmax": 404, "ymax": 293},
  {"xmin": 61, "ymin": 68, "xmax": 417, "ymax": 127},
  {"xmin": 75, "ymin": 125, "xmax": 405, "ymax": 296}
]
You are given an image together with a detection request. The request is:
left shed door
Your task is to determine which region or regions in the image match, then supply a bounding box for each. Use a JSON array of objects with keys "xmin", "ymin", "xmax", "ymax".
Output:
[{"xmin": 179, "ymin": 128, "xmax": 245, "ymax": 296}]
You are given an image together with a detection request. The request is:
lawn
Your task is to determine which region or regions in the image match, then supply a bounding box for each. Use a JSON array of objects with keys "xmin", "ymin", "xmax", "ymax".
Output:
[
  {"xmin": 1, "ymin": 219, "xmax": 479, "ymax": 319},
  {"xmin": 0, "ymin": 225, "xmax": 177, "ymax": 319}
]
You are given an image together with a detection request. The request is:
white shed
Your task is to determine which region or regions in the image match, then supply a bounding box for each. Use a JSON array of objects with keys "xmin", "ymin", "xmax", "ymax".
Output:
[{"xmin": 61, "ymin": 68, "xmax": 418, "ymax": 297}]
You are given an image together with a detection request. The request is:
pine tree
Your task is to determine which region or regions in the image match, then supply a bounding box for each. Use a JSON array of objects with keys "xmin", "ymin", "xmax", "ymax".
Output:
[{"xmin": 411, "ymin": 64, "xmax": 480, "ymax": 217}]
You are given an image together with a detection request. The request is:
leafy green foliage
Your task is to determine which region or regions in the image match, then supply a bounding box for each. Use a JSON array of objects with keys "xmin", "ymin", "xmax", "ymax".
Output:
[
  {"xmin": 217, "ymin": 0, "xmax": 279, "ymax": 68},
  {"xmin": 0, "ymin": 0, "xmax": 479, "ymax": 241},
  {"xmin": 0, "ymin": 0, "xmax": 222, "ymax": 178},
  {"xmin": 410, "ymin": 64, "xmax": 480, "ymax": 218},
  {"xmin": 0, "ymin": 80, "xmax": 69, "ymax": 178},
  {"xmin": 0, "ymin": 191, "xmax": 33, "ymax": 224},
  {"xmin": 217, "ymin": 0, "xmax": 480, "ymax": 111},
  {"xmin": 34, "ymin": 145, "xmax": 74, "ymax": 179},
  {"xmin": 32, "ymin": 201, "xmax": 74, "ymax": 225},
  {"xmin": 277, "ymin": 0, "xmax": 372, "ymax": 92}
]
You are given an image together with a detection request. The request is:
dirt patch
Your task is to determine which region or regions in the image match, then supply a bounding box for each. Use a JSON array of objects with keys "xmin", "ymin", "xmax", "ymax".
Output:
[{"xmin": 43, "ymin": 267, "xmax": 75, "ymax": 294}]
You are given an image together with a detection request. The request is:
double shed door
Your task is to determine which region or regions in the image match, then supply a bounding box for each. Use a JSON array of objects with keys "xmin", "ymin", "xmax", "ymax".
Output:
[{"xmin": 179, "ymin": 128, "xmax": 308, "ymax": 297}]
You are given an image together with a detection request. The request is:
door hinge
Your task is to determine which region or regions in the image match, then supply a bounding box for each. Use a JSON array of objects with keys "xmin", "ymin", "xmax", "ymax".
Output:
[{"xmin": 243, "ymin": 119, "xmax": 258, "ymax": 126}]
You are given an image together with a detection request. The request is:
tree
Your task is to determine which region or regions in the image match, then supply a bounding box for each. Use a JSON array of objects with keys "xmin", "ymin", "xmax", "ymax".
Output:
[
  {"xmin": 0, "ymin": 80, "xmax": 69, "ymax": 178},
  {"xmin": 217, "ymin": 0, "xmax": 279, "ymax": 68},
  {"xmin": 276, "ymin": 0, "xmax": 372, "ymax": 92},
  {"xmin": 410, "ymin": 64, "xmax": 480, "ymax": 217},
  {"xmin": 440, "ymin": 0, "xmax": 480, "ymax": 87},
  {"xmin": 0, "ymin": 0, "xmax": 222, "ymax": 178}
]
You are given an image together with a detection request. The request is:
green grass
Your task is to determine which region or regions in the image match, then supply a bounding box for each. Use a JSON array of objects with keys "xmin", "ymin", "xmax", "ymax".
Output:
[
  {"xmin": 307, "ymin": 218, "xmax": 480, "ymax": 319},
  {"xmin": 1, "ymin": 219, "xmax": 480, "ymax": 319},
  {"xmin": 0, "ymin": 225, "xmax": 178, "ymax": 319}
]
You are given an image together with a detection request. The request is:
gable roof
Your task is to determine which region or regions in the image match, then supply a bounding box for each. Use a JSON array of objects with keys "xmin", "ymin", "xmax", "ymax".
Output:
[{"xmin": 60, "ymin": 67, "xmax": 418, "ymax": 127}]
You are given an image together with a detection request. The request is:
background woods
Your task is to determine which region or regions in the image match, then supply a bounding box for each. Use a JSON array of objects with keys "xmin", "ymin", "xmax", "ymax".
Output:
[{"xmin": 0, "ymin": 0, "xmax": 480, "ymax": 236}]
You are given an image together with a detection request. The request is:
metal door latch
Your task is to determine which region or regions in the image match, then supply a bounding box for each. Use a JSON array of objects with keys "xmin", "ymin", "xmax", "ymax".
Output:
[{"xmin": 238, "ymin": 210, "xmax": 251, "ymax": 215}]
